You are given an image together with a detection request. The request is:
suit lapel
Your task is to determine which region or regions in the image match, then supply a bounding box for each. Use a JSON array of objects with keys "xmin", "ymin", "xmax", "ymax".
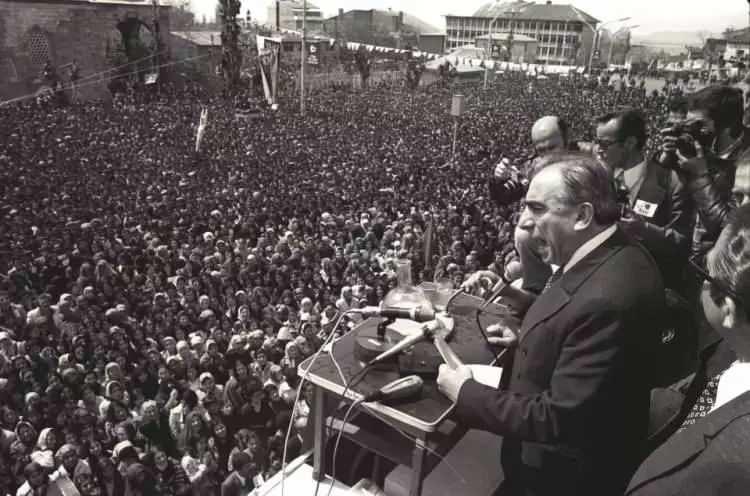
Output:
[
  {"xmin": 519, "ymin": 285, "xmax": 569, "ymax": 342},
  {"xmin": 519, "ymin": 229, "xmax": 627, "ymax": 343},
  {"xmin": 628, "ymin": 391, "xmax": 750, "ymax": 493}
]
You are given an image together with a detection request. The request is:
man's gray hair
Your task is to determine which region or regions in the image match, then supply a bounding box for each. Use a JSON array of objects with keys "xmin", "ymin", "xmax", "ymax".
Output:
[{"xmin": 531, "ymin": 152, "xmax": 620, "ymax": 225}]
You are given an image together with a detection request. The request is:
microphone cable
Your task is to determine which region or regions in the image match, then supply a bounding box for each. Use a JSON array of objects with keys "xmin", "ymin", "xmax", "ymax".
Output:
[
  {"xmin": 475, "ymin": 278, "xmax": 512, "ymax": 363},
  {"xmin": 280, "ymin": 309, "xmax": 355, "ymax": 496}
]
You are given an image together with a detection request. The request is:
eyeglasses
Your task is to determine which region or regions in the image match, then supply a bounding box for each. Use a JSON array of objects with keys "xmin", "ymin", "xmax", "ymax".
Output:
[
  {"xmin": 594, "ymin": 138, "xmax": 622, "ymax": 151},
  {"xmin": 688, "ymin": 255, "xmax": 745, "ymax": 307}
]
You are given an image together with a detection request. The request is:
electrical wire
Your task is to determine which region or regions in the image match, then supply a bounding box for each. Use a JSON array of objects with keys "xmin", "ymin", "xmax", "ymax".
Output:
[
  {"xmin": 280, "ymin": 310, "xmax": 352, "ymax": 496},
  {"xmin": 474, "ymin": 282, "xmax": 514, "ymax": 363},
  {"xmin": 0, "ymin": 52, "xmax": 211, "ymax": 107},
  {"xmin": 327, "ymin": 398, "xmax": 363, "ymax": 496}
]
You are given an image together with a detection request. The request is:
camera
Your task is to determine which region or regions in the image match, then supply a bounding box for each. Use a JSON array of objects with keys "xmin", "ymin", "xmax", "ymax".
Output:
[
  {"xmin": 615, "ymin": 180, "xmax": 631, "ymax": 219},
  {"xmin": 489, "ymin": 159, "xmax": 529, "ymax": 207},
  {"xmin": 658, "ymin": 119, "xmax": 712, "ymax": 170}
]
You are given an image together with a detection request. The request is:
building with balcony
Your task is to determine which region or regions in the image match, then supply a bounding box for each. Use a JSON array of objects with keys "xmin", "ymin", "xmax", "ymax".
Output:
[{"xmin": 445, "ymin": 0, "xmax": 598, "ymax": 66}]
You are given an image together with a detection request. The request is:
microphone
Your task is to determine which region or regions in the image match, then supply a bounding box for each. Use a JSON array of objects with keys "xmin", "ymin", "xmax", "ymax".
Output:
[
  {"xmin": 354, "ymin": 305, "xmax": 436, "ymax": 323},
  {"xmin": 368, "ymin": 329, "xmax": 429, "ymax": 365},
  {"xmin": 363, "ymin": 375, "xmax": 423, "ymax": 403}
]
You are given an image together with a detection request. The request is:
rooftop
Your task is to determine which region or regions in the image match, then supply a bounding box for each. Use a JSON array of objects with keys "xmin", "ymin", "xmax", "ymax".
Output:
[
  {"xmin": 170, "ymin": 31, "xmax": 222, "ymax": 47},
  {"xmin": 725, "ymin": 27, "xmax": 750, "ymax": 44},
  {"xmin": 325, "ymin": 9, "xmax": 440, "ymax": 34},
  {"xmin": 471, "ymin": 1, "xmax": 599, "ymax": 24},
  {"xmin": 476, "ymin": 33, "xmax": 538, "ymax": 42},
  {"xmin": 275, "ymin": 0, "xmax": 320, "ymax": 10}
]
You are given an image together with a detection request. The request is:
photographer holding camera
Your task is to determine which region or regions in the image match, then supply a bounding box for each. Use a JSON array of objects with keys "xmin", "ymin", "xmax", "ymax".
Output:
[
  {"xmin": 660, "ymin": 86, "xmax": 750, "ymax": 265},
  {"xmin": 487, "ymin": 116, "xmax": 593, "ymax": 296},
  {"xmin": 595, "ymin": 108, "xmax": 693, "ymax": 292}
]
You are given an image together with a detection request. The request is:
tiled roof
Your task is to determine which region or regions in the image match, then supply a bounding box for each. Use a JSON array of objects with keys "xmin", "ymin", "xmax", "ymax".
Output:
[{"xmin": 472, "ymin": 1, "xmax": 598, "ymax": 24}]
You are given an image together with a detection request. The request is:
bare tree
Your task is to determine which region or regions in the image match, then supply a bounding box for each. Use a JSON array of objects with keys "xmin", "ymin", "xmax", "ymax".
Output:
[{"xmin": 217, "ymin": 0, "xmax": 242, "ymax": 93}]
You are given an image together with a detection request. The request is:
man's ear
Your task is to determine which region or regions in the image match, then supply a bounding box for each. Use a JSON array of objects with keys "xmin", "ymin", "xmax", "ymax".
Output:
[
  {"xmin": 721, "ymin": 296, "xmax": 738, "ymax": 329},
  {"xmin": 624, "ymin": 136, "xmax": 638, "ymax": 152},
  {"xmin": 574, "ymin": 203, "xmax": 594, "ymax": 231}
]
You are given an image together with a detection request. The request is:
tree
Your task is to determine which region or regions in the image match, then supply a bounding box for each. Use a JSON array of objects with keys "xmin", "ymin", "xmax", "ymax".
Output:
[
  {"xmin": 217, "ymin": 0, "xmax": 242, "ymax": 93},
  {"xmin": 171, "ymin": 0, "xmax": 196, "ymax": 30},
  {"xmin": 355, "ymin": 45, "xmax": 371, "ymax": 89}
]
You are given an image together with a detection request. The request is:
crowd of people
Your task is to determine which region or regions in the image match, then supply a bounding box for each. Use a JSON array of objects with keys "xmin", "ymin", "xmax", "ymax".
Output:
[{"xmin": 0, "ymin": 71, "xmax": 682, "ymax": 496}]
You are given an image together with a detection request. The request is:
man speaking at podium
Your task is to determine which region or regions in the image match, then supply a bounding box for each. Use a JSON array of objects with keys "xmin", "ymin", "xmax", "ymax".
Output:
[{"xmin": 438, "ymin": 153, "xmax": 665, "ymax": 496}]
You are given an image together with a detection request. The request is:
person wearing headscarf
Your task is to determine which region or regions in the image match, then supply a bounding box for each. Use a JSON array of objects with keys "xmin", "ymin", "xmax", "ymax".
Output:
[
  {"xmin": 50, "ymin": 444, "xmax": 91, "ymax": 496},
  {"xmin": 35, "ymin": 428, "xmax": 59, "ymax": 459},
  {"xmin": 10, "ymin": 420, "xmax": 38, "ymax": 481},
  {"xmin": 146, "ymin": 448, "xmax": 190, "ymax": 496},
  {"xmin": 196, "ymin": 373, "xmax": 222, "ymax": 406},
  {"xmin": 98, "ymin": 381, "xmax": 128, "ymax": 419},
  {"xmin": 138, "ymin": 400, "xmax": 177, "ymax": 458}
]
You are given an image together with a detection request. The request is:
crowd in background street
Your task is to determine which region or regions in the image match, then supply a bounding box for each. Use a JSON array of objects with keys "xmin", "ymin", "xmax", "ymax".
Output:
[{"xmin": 0, "ymin": 74, "xmax": 674, "ymax": 496}]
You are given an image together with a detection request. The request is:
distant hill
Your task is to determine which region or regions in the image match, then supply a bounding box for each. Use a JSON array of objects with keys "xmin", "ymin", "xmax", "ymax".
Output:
[{"xmin": 631, "ymin": 30, "xmax": 722, "ymax": 55}]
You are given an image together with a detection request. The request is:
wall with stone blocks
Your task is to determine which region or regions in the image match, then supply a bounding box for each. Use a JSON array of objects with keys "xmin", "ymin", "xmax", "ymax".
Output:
[{"xmin": 0, "ymin": 0, "xmax": 170, "ymax": 101}]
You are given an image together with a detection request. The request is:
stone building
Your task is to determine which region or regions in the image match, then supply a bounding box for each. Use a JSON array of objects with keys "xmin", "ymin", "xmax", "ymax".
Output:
[{"xmin": 0, "ymin": 0, "xmax": 171, "ymax": 102}]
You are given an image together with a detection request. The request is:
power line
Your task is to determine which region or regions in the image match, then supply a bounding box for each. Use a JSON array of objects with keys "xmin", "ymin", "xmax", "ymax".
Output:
[{"xmin": 0, "ymin": 53, "xmax": 212, "ymax": 107}]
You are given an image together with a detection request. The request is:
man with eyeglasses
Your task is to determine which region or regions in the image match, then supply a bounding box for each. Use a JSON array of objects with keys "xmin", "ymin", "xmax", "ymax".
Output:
[
  {"xmin": 627, "ymin": 204, "xmax": 750, "ymax": 495},
  {"xmin": 595, "ymin": 108, "xmax": 693, "ymax": 292}
]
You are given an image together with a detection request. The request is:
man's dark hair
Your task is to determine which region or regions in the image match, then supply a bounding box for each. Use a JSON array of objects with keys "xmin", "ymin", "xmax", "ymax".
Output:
[
  {"xmin": 557, "ymin": 117, "xmax": 570, "ymax": 145},
  {"xmin": 596, "ymin": 108, "xmax": 647, "ymax": 150},
  {"xmin": 532, "ymin": 152, "xmax": 621, "ymax": 225},
  {"xmin": 707, "ymin": 203, "xmax": 750, "ymax": 315},
  {"xmin": 668, "ymin": 96, "xmax": 688, "ymax": 115},
  {"xmin": 688, "ymin": 85, "xmax": 744, "ymax": 135},
  {"xmin": 182, "ymin": 389, "xmax": 198, "ymax": 409},
  {"xmin": 230, "ymin": 451, "xmax": 252, "ymax": 471}
]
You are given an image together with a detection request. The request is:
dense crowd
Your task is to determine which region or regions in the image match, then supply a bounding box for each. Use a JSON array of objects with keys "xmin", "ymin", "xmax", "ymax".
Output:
[{"xmin": 0, "ymin": 74, "xmax": 672, "ymax": 496}]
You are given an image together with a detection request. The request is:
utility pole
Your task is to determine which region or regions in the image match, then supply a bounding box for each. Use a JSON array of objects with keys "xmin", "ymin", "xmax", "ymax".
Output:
[{"xmin": 300, "ymin": 0, "xmax": 306, "ymax": 116}]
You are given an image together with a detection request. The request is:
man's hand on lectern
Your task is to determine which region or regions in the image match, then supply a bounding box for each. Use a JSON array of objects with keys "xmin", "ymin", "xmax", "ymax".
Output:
[
  {"xmin": 437, "ymin": 363, "xmax": 473, "ymax": 403},
  {"xmin": 486, "ymin": 323, "xmax": 518, "ymax": 348},
  {"xmin": 460, "ymin": 270, "xmax": 499, "ymax": 296}
]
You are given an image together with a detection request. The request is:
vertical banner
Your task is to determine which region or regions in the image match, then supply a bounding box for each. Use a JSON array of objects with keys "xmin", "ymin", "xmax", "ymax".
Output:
[
  {"xmin": 271, "ymin": 45, "xmax": 279, "ymax": 105},
  {"xmin": 195, "ymin": 107, "xmax": 208, "ymax": 152},
  {"xmin": 259, "ymin": 63, "xmax": 272, "ymax": 104}
]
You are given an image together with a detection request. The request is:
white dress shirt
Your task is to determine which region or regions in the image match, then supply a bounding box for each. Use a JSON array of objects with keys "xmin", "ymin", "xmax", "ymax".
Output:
[
  {"xmin": 711, "ymin": 361, "xmax": 750, "ymax": 412},
  {"xmin": 621, "ymin": 160, "xmax": 647, "ymax": 204},
  {"xmin": 563, "ymin": 225, "xmax": 617, "ymax": 274}
]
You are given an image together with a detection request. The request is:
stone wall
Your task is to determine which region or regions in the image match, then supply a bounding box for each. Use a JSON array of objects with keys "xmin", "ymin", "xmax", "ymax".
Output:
[{"xmin": 0, "ymin": 0, "xmax": 170, "ymax": 102}]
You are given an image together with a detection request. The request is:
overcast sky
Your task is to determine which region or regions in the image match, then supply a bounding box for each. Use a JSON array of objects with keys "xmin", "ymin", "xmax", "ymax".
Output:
[{"xmin": 189, "ymin": 0, "xmax": 748, "ymax": 35}]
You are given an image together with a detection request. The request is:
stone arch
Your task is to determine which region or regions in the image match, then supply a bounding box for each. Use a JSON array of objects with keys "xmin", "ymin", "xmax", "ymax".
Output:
[
  {"xmin": 0, "ymin": 56, "xmax": 19, "ymax": 84},
  {"xmin": 116, "ymin": 16, "xmax": 155, "ymax": 62}
]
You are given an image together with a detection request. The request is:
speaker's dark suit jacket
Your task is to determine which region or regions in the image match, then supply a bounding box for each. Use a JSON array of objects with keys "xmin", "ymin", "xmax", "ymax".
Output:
[
  {"xmin": 628, "ymin": 390, "xmax": 750, "ymax": 495},
  {"xmin": 455, "ymin": 228, "xmax": 665, "ymax": 496}
]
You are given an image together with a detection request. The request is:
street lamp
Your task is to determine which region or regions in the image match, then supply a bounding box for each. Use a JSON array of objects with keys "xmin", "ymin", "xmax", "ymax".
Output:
[{"xmin": 572, "ymin": 6, "xmax": 631, "ymax": 73}]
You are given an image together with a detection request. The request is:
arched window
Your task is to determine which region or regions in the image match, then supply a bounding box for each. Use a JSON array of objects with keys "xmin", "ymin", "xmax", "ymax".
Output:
[
  {"xmin": 0, "ymin": 57, "xmax": 19, "ymax": 83},
  {"xmin": 27, "ymin": 30, "xmax": 51, "ymax": 67}
]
